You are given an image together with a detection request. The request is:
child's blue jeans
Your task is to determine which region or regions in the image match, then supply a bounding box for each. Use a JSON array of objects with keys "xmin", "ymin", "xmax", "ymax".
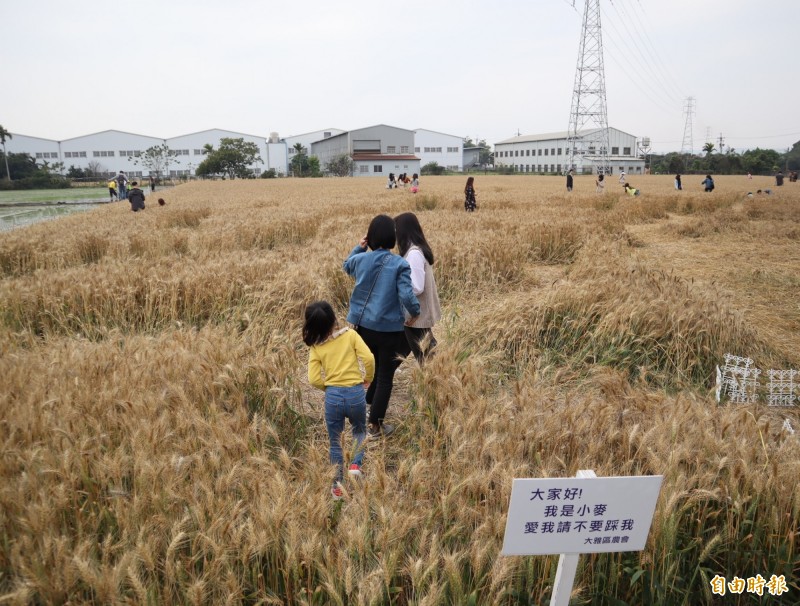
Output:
[{"xmin": 325, "ymin": 385, "xmax": 367, "ymax": 482}]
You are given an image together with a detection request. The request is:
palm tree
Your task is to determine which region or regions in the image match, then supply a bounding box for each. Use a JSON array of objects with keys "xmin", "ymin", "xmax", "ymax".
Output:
[
  {"xmin": 702, "ymin": 142, "xmax": 715, "ymax": 156},
  {"xmin": 0, "ymin": 124, "xmax": 12, "ymax": 181}
]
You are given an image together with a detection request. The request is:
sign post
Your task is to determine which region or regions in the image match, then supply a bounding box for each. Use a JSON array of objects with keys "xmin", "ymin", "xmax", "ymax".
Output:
[{"xmin": 501, "ymin": 470, "xmax": 663, "ymax": 605}]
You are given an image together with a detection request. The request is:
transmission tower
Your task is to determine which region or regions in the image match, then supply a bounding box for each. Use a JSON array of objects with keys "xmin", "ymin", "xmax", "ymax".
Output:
[
  {"xmin": 566, "ymin": 0, "xmax": 611, "ymax": 176},
  {"xmin": 680, "ymin": 97, "xmax": 695, "ymax": 156}
]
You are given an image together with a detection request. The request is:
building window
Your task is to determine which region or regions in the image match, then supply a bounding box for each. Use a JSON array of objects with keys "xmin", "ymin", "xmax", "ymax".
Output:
[
  {"xmin": 611, "ymin": 147, "xmax": 619, "ymax": 155},
  {"xmin": 80, "ymin": 152, "xmax": 87, "ymax": 157},
  {"xmin": 373, "ymin": 165, "xmax": 383, "ymax": 173},
  {"xmin": 194, "ymin": 149, "xmax": 204, "ymax": 155},
  {"xmin": 387, "ymin": 146, "xmax": 396, "ymax": 153},
  {"xmin": 551, "ymin": 148, "xmax": 556, "ymax": 156},
  {"xmin": 623, "ymin": 147, "xmax": 631, "ymax": 155},
  {"xmin": 414, "ymin": 147, "xmax": 420, "ymax": 152},
  {"xmin": 324, "ymin": 131, "xmax": 332, "ymax": 138},
  {"xmin": 447, "ymin": 146, "xmax": 459, "ymax": 152},
  {"xmin": 537, "ymin": 164, "xmax": 542, "ymax": 172},
  {"xmin": 544, "ymin": 149, "xmax": 549, "ymax": 156},
  {"xmin": 538, "ymin": 149, "xmax": 542, "ymax": 156},
  {"xmin": 514, "ymin": 150, "xmax": 518, "ymax": 157},
  {"xmin": 359, "ymin": 165, "xmax": 369, "ymax": 173},
  {"xmin": 435, "ymin": 147, "xmax": 442, "ymax": 152},
  {"xmin": 557, "ymin": 164, "xmax": 562, "ymax": 173},
  {"xmin": 558, "ymin": 148, "xmax": 562, "ymax": 155},
  {"xmin": 526, "ymin": 150, "xmax": 530, "ymax": 156},
  {"xmin": 401, "ymin": 146, "xmax": 409, "ymax": 153}
]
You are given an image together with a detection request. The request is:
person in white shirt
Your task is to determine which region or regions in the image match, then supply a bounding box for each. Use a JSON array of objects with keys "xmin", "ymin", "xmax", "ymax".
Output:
[{"xmin": 394, "ymin": 212, "xmax": 442, "ymax": 363}]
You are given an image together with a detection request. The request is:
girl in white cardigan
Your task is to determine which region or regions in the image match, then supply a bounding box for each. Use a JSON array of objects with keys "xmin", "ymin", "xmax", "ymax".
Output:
[{"xmin": 394, "ymin": 212, "xmax": 442, "ymax": 363}]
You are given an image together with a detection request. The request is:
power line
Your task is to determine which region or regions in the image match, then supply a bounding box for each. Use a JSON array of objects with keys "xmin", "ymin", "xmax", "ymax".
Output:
[
  {"xmin": 601, "ymin": 3, "xmax": 681, "ymax": 106},
  {"xmin": 612, "ymin": 0, "xmax": 686, "ymax": 101},
  {"xmin": 624, "ymin": 0, "xmax": 686, "ymax": 100}
]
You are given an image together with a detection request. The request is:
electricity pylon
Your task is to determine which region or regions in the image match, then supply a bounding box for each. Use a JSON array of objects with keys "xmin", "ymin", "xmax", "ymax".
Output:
[
  {"xmin": 566, "ymin": 0, "xmax": 611, "ymax": 176},
  {"xmin": 681, "ymin": 97, "xmax": 695, "ymax": 156}
]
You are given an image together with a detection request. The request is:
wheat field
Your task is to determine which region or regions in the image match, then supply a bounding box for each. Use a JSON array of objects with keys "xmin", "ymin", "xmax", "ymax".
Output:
[{"xmin": 1, "ymin": 175, "xmax": 798, "ymax": 605}]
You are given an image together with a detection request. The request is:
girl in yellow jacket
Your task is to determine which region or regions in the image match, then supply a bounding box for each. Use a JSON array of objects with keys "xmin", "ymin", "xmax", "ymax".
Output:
[{"xmin": 304, "ymin": 300, "xmax": 375, "ymax": 499}]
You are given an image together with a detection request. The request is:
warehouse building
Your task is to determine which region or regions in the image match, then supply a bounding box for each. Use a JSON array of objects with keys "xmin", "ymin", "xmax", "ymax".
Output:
[
  {"xmin": 311, "ymin": 125, "xmax": 420, "ymax": 178},
  {"xmin": 494, "ymin": 127, "xmax": 644, "ymax": 175}
]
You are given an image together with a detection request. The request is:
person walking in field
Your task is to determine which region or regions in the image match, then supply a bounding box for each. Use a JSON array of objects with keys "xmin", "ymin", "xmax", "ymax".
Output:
[
  {"xmin": 115, "ymin": 171, "xmax": 129, "ymax": 200},
  {"xmin": 464, "ymin": 176, "xmax": 477, "ymax": 211},
  {"xmin": 702, "ymin": 174, "xmax": 715, "ymax": 192},
  {"xmin": 108, "ymin": 178, "xmax": 117, "ymax": 202},
  {"xmin": 127, "ymin": 181, "xmax": 146, "ymax": 211},
  {"xmin": 775, "ymin": 171, "xmax": 784, "ymax": 186},
  {"xmin": 618, "ymin": 170, "xmax": 626, "ymax": 184},
  {"xmin": 304, "ymin": 300, "xmax": 374, "ymax": 500},
  {"xmin": 410, "ymin": 173, "xmax": 419, "ymax": 193},
  {"xmin": 394, "ymin": 212, "xmax": 442, "ymax": 364},
  {"xmin": 566, "ymin": 169, "xmax": 574, "ymax": 192},
  {"xmin": 343, "ymin": 215, "xmax": 420, "ymax": 439},
  {"xmin": 675, "ymin": 174, "xmax": 682, "ymax": 190}
]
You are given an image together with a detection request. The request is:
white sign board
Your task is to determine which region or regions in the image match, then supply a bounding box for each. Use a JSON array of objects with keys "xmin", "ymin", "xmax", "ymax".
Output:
[{"xmin": 502, "ymin": 475, "xmax": 663, "ymax": 556}]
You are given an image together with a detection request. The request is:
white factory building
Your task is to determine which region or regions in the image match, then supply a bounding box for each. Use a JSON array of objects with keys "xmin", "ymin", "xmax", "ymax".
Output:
[
  {"xmin": 494, "ymin": 127, "xmax": 645, "ymax": 175},
  {"xmin": 6, "ymin": 126, "xmax": 468, "ymax": 178}
]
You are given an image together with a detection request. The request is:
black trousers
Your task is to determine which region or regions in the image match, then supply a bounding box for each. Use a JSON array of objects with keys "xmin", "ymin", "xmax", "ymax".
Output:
[
  {"xmin": 404, "ymin": 326, "xmax": 437, "ymax": 365},
  {"xmin": 356, "ymin": 326, "xmax": 410, "ymax": 425}
]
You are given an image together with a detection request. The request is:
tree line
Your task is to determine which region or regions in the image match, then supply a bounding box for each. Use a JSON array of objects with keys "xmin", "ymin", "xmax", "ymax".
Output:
[{"xmin": 649, "ymin": 140, "xmax": 800, "ymax": 175}]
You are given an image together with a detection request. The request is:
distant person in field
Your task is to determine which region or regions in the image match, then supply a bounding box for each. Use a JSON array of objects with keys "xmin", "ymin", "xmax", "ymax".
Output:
[
  {"xmin": 595, "ymin": 173, "xmax": 605, "ymax": 193},
  {"xmin": 675, "ymin": 174, "xmax": 682, "ymax": 190},
  {"xmin": 386, "ymin": 173, "xmax": 396, "ymax": 189},
  {"xmin": 702, "ymin": 174, "xmax": 715, "ymax": 192},
  {"xmin": 775, "ymin": 171, "xmax": 784, "ymax": 186},
  {"xmin": 566, "ymin": 169, "xmax": 574, "ymax": 192},
  {"xmin": 623, "ymin": 182, "xmax": 640, "ymax": 197},
  {"xmin": 303, "ymin": 300, "xmax": 374, "ymax": 500},
  {"xmin": 618, "ymin": 170, "xmax": 626, "ymax": 184},
  {"xmin": 115, "ymin": 171, "xmax": 129, "ymax": 199},
  {"xmin": 410, "ymin": 173, "xmax": 419, "ymax": 193},
  {"xmin": 343, "ymin": 215, "xmax": 419, "ymax": 439},
  {"xmin": 394, "ymin": 212, "xmax": 442, "ymax": 364},
  {"xmin": 127, "ymin": 181, "xmax": 146, "ymax": 211},
  {"xmin": 149, "ymin": 175, "xmax": 156, "ymax": 192},
  {"xmin": 108, "ymin": 179, "xmax": 117, "ymax": 202},
  {"xmin": 464, "ymin": 176, "xmax": 477, "ymax": 211}
]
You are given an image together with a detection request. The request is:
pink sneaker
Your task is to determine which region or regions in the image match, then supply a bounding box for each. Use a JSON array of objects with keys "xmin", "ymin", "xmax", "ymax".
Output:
[{"xmin": 331, "ymin": 483, "xmax": 344, "ymax": 500}]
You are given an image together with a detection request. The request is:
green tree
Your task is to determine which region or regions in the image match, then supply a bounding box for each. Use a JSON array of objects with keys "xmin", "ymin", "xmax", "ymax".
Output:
[
  {"xmin": 0, "ymin": 125, "xmax": 12, "ymax": 181},
  {"xmin": 196, "ymin": 138, "xmax": 262, "ymax": 179},
  {"xmin": 421, "ymin": 162, "xmax": 445, "ymax": 176},
  {"xmin": 290, "ymin": 143, "xmax": 309, "ymax": 177},
  {"xmin": 782, "ymin": 140, "xmax": 800, "ymax": 171},
  {"xmin": 325, "ymin": 153, "xmax": 353, "ymax": 177},
  {"xmin": 134, "ymin": 144, "xmax": 177, "ymax": 178},
  {"xmin": 740, "ymin": 148, "xmax": 781, "ymax": 175},
  {"xmin": 702, "ymin": 142, "xmax": 715, "ymax": 156}
]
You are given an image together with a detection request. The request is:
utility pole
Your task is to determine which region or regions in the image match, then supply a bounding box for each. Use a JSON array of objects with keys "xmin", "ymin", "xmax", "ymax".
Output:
[
  {"xmin": 566, "ymin": 0, "xmax": 611, "ymax": 176},
  {"xmin": 717, "ymin": 133, "xmax": 725, "ymax": 155}
]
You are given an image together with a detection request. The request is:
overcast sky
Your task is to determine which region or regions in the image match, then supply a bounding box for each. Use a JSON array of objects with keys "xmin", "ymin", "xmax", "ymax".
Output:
[{"xmin": 3, "ymin": 0, "xmax": 798, "ymax": 153}]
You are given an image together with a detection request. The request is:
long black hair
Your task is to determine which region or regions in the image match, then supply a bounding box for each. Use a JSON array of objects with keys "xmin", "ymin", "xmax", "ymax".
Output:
[
  {"xmin": 303, "ymin": 300, "xmax": 336, "ymax": 346},
  {"xmin": 366, "ymin": 214, "xmax": 396, "ymax": 250},
  {"xmin": 394, "ymin": 212, "xmax": 434, "ymax": 265}
]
